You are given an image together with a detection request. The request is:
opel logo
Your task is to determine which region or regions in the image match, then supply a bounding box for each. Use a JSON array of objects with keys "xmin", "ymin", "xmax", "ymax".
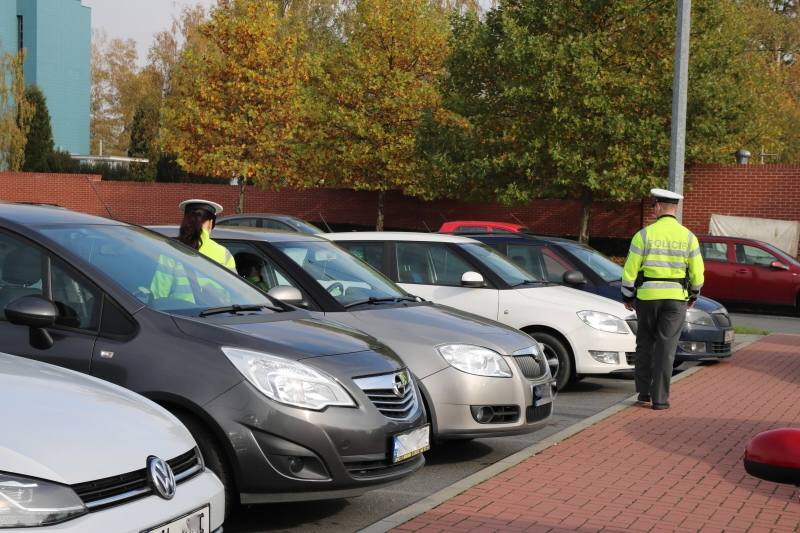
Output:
[
  {"xmin": 147, "ymin": 456, "xmax": 176, "ymax": 500},
  {"xmin": 393, "ymin": 373, "xmax": 409, "ymax": 398}
]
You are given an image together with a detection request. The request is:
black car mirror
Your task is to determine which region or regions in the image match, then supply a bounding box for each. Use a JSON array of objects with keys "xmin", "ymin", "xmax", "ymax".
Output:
[
  {"xmin": 770, "ymin": 260, "xmax": 789, "ymax": 271},
  {"xmin": 563, "ymin": 270, "xmax": 587, "ymax": 285},
  {"xmin": 744, "ymin": 428, "xmax": 800, "ymax": 486},
  {"xmin": 461, "ymin": 271, "xmax": 485, "ymax": 288},
  {"xmin": 4, "ymin": 296, "xmax": 57, "ymax": 350},
  {"xmin": 267, "ymin": 286, "xmax": 307, "ymax": 307}
]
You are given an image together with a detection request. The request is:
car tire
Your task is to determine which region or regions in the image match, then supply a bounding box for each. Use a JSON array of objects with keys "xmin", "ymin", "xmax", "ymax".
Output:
[
  {"xmin": 530, "ymin": 332, "xmax": 572, "ymax": 390},
  {"xmin": 169, "ymin": 408, "xmax": 237, "ymax": 518}
]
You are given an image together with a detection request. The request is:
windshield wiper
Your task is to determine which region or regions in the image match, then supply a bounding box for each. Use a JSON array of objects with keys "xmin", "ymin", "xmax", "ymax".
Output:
[
  {"xmin": 607, "ymin": 278, "xmax": 622, "ymax": 283},
  {"xmin": 511, "ymin": 279, "xmax": 549, "ymax": 287},
  {"xmin": 200, "ymin": 304, "xmax": 283, "ymax": 317},
  {"xmin": 343, "ymin": 296, "xmax": 417, "ymax": 309}
]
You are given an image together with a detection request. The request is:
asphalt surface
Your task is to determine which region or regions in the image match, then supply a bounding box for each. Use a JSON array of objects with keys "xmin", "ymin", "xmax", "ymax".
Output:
[{"xmin": 224, "ymin": 311, "xmax": 792, "ymax": 533}]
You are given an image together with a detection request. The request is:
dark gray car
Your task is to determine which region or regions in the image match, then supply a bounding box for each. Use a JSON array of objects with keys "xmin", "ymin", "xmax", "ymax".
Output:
[{"xmin": 0, "ymin": 204, "xmax": 427, "ymax": 516}]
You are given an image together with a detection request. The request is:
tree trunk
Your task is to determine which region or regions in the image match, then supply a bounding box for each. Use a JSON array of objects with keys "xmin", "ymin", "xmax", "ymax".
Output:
[
  {"xmin": 237, "ymin": 176, "xmax": 247, "ymax": 214},
  {"xmin": 578, "ymin": 186, "xmax": 593, "ymax": 244},
  {"xmin": 376, "ymin": 190, "xmax": 386, "ymax": 231}
]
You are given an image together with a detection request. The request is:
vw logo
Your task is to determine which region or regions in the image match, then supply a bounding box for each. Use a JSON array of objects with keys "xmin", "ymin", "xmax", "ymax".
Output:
[
  {"xmin": 393, "ymin": 373, "xmax": 409, "ymax": 398},
  {"xmin": 146, "ymin": 456, "xmax": 176, "ymax": 500}
]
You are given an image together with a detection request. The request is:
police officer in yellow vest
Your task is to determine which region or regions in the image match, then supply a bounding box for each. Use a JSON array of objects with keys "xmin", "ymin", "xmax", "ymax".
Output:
[
  {"xmin": 149, "ymin": 200, "xmax": 235, "ymax": 303},
  {"xmin": 622, "ymin": 189, "xmax": 704, "ymax": 410}
]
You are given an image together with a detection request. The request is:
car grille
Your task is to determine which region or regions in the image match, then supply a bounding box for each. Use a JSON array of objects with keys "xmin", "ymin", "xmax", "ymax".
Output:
[
  {"xmin": 353, "ymin": 370, "xmax": 418, "ymax": 421},
  {"xmin": 514, "ymin": 354, "xmax": 548, "ymax": 379},
  {"xmin": 343, "ymin": 453, "xmax": 424, "ymax": 479},
  {"xmin": 712, "ymin": 341, "xmax": 732, "ymax": 354},
  {"xmin": 72, "ymin": 448, "xmax": 203, "ymax": 512},
  {"xmin": 626, "ymin": 319, "xmax": 638, "ymax": 335},
  {"xmin": 626, "ymin": 352, "xmax": 636, "ymax": 366},
  {"xmin": 526, "ymin": 403, "xmax": 553, "ymax": 423},
  {"xmin": 479, "ymin": 405, "xmax": 520, "ymax": 424},
  {"xmin": 713, "ymin": 313, "xmax": 732, "ymax": 327}
]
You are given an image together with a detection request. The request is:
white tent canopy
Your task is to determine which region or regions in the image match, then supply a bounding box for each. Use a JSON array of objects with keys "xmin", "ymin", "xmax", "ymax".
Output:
[{"xmin": 709, "ymin": 214, "xmax": 799, "ymax": 257}]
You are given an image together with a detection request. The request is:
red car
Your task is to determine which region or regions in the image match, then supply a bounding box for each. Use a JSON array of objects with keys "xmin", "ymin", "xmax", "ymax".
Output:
[
  {"xmin": 440, "ymin": 221, "xmax": 532, "ymax": 234},
  {"xmin": 697, "ymin": 235, "xmax": 800, "ymax": 309}
]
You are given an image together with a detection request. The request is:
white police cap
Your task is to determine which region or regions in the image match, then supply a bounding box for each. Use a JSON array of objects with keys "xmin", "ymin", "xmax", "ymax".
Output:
[
  {"xmin": 179, "ymin": 199, "xmax": 224, "ymax": 215},
  {"xmin": 650, "ymin": 188, "xmax": 683, "ymax": 205}
]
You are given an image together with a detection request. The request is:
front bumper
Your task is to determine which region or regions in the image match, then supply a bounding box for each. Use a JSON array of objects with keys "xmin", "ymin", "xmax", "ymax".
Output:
[
  {"xmin": 420, "ymin": 364, "xmax": 555, "ymax": 440},
  {"xmin": 571, "ymin": 323, "xmax": 637, "ymax": 375},
  {"xmin": 204, "ymin": 380, "xmax": 426, "ymax": 503},
  {"xmin": 9, "ymin": 470, "xmax": 225, "ymax": 533},
  {"xmin": 675, "ymin": 323, "xmax": 734, "ymax": 362}
]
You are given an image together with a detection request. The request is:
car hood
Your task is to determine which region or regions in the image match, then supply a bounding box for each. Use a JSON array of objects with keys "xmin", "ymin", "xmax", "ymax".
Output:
[
  {"xmin": 694, "ymin": 296, "xmax": 725, "ymax": 313},
  {"xmin": 173, "ymin": 312, "xmax": 388, "ymax": 360},
  {"xmin": 324, "ymin": 303, "xmax": 538, "ymax": 380},
  {"xmin": 516, "ymin": 285, "xmax": 632, "ymax": 317},
  {"xmin": 0, "ymin": 354, "xmax": 195, "ymax": 485}
]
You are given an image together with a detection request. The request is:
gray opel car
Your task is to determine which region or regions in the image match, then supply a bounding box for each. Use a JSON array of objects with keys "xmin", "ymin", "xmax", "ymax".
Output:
[
  {"xmin": 0, "ymin": 204, "xmax": 428, "ymax": 516},
  {"xmin": 151, "ymin": 226, "xmax": 557, "ymax": 442}
]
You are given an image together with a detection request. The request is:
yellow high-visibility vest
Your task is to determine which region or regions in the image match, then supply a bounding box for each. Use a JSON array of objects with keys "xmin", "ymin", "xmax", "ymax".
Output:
[
  {"xmin": 621, "ymin": 216, "xmax": 704, "ymax": 301},
  {"xmin": 198, "ymin": 230, "xmax": 236, "ymax": 270}
]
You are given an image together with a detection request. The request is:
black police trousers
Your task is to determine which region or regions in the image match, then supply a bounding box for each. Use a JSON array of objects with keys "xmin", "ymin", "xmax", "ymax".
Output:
[{"xmin": 633, "ymin": 299, "xmax": 687, "ymax": 405}]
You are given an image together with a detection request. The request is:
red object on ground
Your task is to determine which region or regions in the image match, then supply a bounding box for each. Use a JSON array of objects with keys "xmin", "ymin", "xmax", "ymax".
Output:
[
  {"xmin": 743, "ymin": 428, "xmax": 800, "ymax": 486},
  {"xmin": 439, "ymin": 221, "xmax": 531, "ymax": 234}
]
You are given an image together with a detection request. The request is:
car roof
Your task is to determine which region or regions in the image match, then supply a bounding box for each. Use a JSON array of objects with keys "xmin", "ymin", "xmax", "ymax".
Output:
[
  {"xmin": 697, "ymin": 234, "xmax": 769, "ymax": 245},
  {"xmin": 0, "ymin": 203, "xmax": 124, "ymax": 226},
  {"xmin": 325, "ymin": 231, "xmax": 481, "ymax": 243},
  {"xmin": 149, "ymin": 225, "xmax": 325, "ymax": 243},
  {"xmin": 440, "ymin": 220, "xmax": 527, "ymax": 230},
  {"xmin": 455, "ymin": 232, "xmax": 581, "ymax": 245},
  {"xmin": 217, "ymin": 213, "xmax": 304, "ymax": 221}
]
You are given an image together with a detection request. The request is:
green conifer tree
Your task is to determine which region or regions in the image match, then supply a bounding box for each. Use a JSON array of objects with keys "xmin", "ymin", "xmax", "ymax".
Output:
[{"xmin": 22, "ymin": 85, "xmax": 55, "ymax": 172}]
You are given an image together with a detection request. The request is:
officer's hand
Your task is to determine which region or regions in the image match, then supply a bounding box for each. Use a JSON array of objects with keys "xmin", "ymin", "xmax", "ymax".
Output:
[
  {"xmin": 624, "ymin": 301, "xmax": 634, "ymax": 311},
  {"xmin": 687, "ymin": 299, "xmax": 696, "ymax": 309}
]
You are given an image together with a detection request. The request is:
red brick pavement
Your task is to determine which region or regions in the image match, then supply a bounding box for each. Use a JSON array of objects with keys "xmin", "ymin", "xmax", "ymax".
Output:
[{"xmin": 394, "ymin": 335, "xmax": 800, "ymax": 533}]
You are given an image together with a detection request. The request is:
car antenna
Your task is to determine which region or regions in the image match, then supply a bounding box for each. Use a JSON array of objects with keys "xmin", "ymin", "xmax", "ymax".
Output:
[
  {"xmin": 85, "ymin": 176, "xmax": 115, "ymax": 220},
  {"xmin": 510, "ymin": 213, "xmax": 527, "ymax": 228},
  {"xmin": 422, "ymin": 221, "xmax": 432, "ymax": 233},
  {"xmin": 439, "ymin": 213, "xmax": 447, "ymax": 222},
  {"xmin": 319, "ymin": 213, "xmax": 333, "ymax": 233}
]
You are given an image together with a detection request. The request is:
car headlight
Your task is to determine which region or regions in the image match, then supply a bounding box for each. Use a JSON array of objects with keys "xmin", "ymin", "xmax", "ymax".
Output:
[
  {"xmin": 436, "ymin": 344, "xmax": 512, "ymax": 378},
  {"xmin": 577, "ymin": 311, "xmax": 629, "ymax": 334},
  {"xmin": 686, "ymin": 309, "xmax": 715, "ymax": 326},
  {"xmin": 0, "ymin": 473, "xmax": 87, "ymax": 528},
  {"xmin": 222, "ymin": 347, "xmax": 356, "ymax": 410}
]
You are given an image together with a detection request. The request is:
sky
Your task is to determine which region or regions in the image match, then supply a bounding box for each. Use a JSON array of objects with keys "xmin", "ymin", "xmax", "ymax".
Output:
[{"xmin": 84, "ymin": 0, "xmax": 216, "ymax": 64}]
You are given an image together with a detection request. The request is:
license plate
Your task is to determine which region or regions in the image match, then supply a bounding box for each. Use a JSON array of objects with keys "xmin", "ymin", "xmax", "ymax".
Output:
[
  {"xmin": 725, "ymin": 330, "xmax": 735, "ymax": 343},
  {"xmin": 392, "ymin": 424, "xmax": 430, "ymax": 463},
  {"xmin": 142, "ymin": 505, "xmax": 209, "ymax": 533},
  {"xmin": 533, "ymin": 383, "xmax": 555, "ymax": 406}
]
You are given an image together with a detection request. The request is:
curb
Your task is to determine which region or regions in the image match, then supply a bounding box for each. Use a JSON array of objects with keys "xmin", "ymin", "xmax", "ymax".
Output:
[{"xmin": 358, "ymin": 335, "xmax": 765, "ymax": 533}]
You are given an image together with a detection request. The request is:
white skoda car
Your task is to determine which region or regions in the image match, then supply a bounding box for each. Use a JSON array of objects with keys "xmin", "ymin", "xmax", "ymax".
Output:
[
  {"xmin": 0, "ymin": 352, "xmax": 224, "ymax": 532},
  {"xmin": 326, "ymin": 232, "xmax": 638, "ymax": 389}
]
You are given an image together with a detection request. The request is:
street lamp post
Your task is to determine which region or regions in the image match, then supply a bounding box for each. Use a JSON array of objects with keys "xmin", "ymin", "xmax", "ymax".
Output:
[{"xmin": 668, "ymin": 0, "xmax": 691, "ymax": 222}]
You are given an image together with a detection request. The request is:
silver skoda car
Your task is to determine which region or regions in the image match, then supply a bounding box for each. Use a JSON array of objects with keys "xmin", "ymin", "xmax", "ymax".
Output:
[{"xmin": 151, "ymin": 227, "xmax": 557, "ymax": 442}]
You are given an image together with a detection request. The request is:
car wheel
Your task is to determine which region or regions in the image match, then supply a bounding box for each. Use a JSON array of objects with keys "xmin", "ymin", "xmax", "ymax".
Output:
[
  {"xmin": 530, "ymin": 332, "xmax": 572, "ymax": 390},
  {"xmin": 170, "ymin": 408, "xmax": 237, "ymax": 518}
]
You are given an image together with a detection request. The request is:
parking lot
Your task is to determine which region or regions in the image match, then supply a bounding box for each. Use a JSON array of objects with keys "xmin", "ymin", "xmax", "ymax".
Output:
[{"xmin": 225, "ymin": 309, "xmax": 791, "ymax": 533}]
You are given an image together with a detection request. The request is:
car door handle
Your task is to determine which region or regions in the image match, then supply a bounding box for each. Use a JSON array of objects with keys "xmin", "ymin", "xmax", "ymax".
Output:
[{"xmin": 735, "ymin": 269, "xmax": 748, "ymax": 274}]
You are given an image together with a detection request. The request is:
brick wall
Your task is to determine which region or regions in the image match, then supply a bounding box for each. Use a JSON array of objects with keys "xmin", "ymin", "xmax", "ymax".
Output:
[{"xmin": 1, "ymin": 164, "xmax": 799, "ymax": 240}]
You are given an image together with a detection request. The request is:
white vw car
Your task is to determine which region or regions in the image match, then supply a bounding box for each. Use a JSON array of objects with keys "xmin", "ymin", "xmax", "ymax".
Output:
[
  {"xmin": 0, "ymin": 352, "xmax": 224, "ymax": 532},
  {"xmin": 326, "ymin": 232, "xmax": 638, "ymax": 389}
]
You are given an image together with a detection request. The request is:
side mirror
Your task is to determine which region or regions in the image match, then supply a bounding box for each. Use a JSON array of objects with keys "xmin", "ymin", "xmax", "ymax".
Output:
[
  {"xmin": 461, "ymin": 271, "xmax": 485, "ymax": 288},
  {"xmin": 744, "ymin": 428, "xmax": 800, "ymax": 485},
  {"xmin": 4, "ymin": 296, "xmax": 57, "ymax": 350},
  {"xmin": 267, "ymin": 286, "xmax": 307, "ymax": 307},
  {"xmin": 770, "ymin": 260, "xmax": 789, "ymax": 271},
  {"xmin": 563, "ymin": 270, "xmax": 587, "ymax": 285}
]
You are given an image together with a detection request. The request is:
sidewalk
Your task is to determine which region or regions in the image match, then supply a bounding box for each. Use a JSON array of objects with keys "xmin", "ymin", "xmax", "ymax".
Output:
[{"xmin": 384, "ymin": 334, "xmax": 800, "ymax": 533}]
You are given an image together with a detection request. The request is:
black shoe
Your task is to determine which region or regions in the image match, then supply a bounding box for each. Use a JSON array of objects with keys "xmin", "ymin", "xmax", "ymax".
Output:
[
  {"xmin": 637, "ymin": 393, "xmax": 651, "ymax": 403},
  {"xmin": 653, "ymin": 402, "xmax": 670, "ymax": 410}
]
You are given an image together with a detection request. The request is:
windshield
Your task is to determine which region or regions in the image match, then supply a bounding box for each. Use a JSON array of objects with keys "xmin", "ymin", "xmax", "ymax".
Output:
[
  {"xmin": 37, "ymin": 225, "xmax": 275, "ymax": 316},
  {"xmin": 292, "ymin": 220, "xmax": 325, "ymax": 235},
  {"xmin": 561, "ymin": 244, "xmax": 623, "ymax": 282},
  {"xmin": 272, "ymin": 240, "xmax": 407, "ymax": 306},
  {"xmin": 457, "ymin": 243, "xmax": 540, "ymax": 284}
]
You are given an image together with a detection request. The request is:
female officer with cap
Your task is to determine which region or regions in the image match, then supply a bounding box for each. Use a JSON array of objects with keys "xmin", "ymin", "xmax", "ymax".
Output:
[{"xmin": 178, "ymin": 199, "xmax": 236, "ymax": 271}]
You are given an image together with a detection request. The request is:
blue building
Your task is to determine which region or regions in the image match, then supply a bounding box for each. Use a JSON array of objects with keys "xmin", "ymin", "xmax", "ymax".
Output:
[{"xmin": 0, "ymin": 0, "xmax": 90, "ymax": 155}]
